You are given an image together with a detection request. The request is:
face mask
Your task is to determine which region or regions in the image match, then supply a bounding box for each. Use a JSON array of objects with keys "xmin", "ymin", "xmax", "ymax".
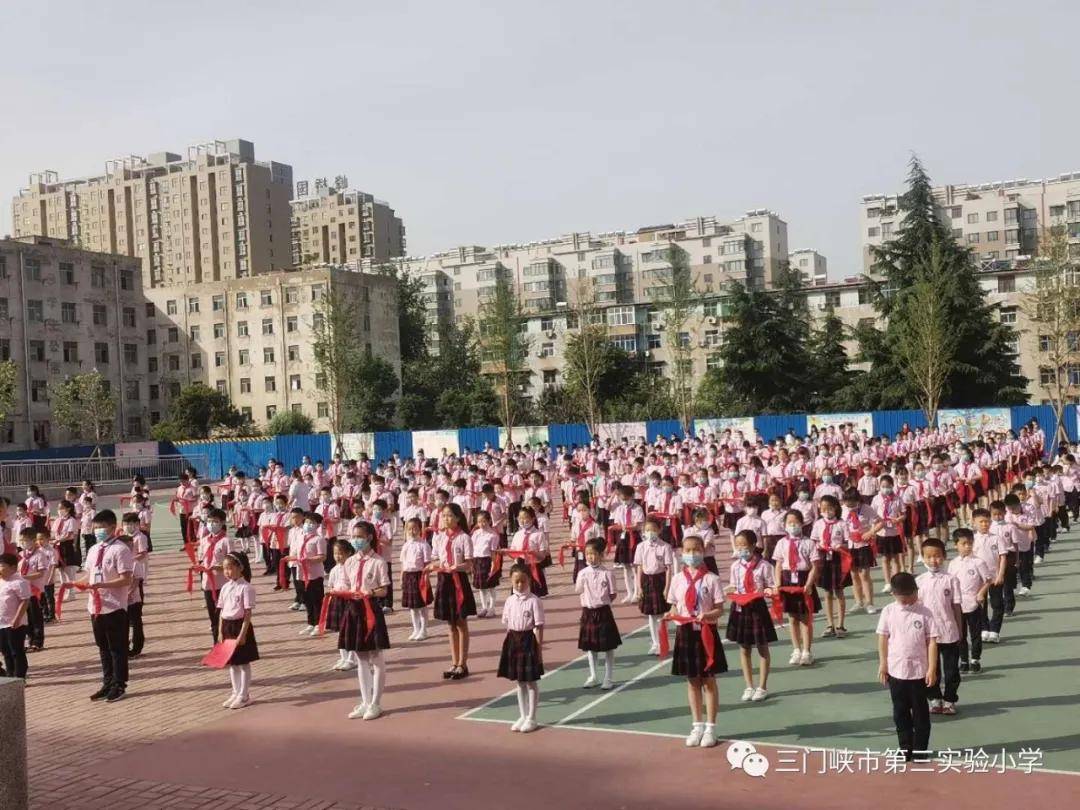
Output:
[
  {"xmin": 372, "ymin": 509, "xmax": 383, "ymax": 520},
  {"xmin": 94, "ymin": 528, "xmax": 110, "ymax": 542},
  {"xmin": 352, "ymin": 538, "xmax": 369, "ymax": 552},
  {"xmin": 695, "ymin": 522, "xmax": 709, "ymax": 530},
  {"xmin": 921, "ymin": 558, "xmax": 941, "ymax": 572},
  {"xmin": 798, "ymin": 492, "xmax": 810, "ymax": 501},
  {"xmin": 208, "ymin": 521, "xmax": 223, "ymax": 534},
  {"xmin": 728, "ymin": 471, "xmax": 738, "ymax": 480},
  {"xmin": 737, "ymin": 549, "xmax": 753, "ymax": 562},
  {"xmin": 745, "ymin": 507, "xmax": 757, "ymax": 516},
  {"xmin": 822, "ymin": 475, "xmax": 833, "ymax": 484},
  {"xmin": 915, "ymin": 471, "xmax": 926, "ymax": 480},
  {"xmin": 304, "ymin": 522, "xmax": 316, "ymax": 533},
  {"xmin": 662, "ymin": 485, "xmax": 674, "ymax": 494},
  {"xmin": 697, "ymin": 477, "xmax": 708, "ymax": 484},
  {"xmin": 1024, "ymin": 480, "xmax": 1035, "ymax": 490},
  {"xmin": 643, "ymin": 531, "xmax": 659, "ymax": 543},
  {"xmin": 786, "ymin": 525, "xmax": 801, "ymax": 536},
  {"xmin": 588, "ymin": 560, "xmax": 602, "ymax": 569},
  {"xmin": 682, "ymin": 553, "xmax": 704, "ymax": 568}
]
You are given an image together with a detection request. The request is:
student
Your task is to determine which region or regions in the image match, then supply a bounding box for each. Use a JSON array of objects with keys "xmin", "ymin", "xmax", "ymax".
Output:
[
  {"xmin": 916, "ymin": 538, "xmax": 963, "ymax": 715},
  {"xmin": 216, "ymin": 552, "xmax": 259, "ymax": 709},
  {"xmin": 470, "ymin": 510, "xmax": 501, "ymax": 617},
  {"xmin": 284, "ymin": 507, "xmax": 307, "ymax": 609},
  {"xmin": 574, "ymin": 538, "xmax": 621, "ymax": 690},
  {"xmin": 35, "ymin": 528, "xmax": 57, "ymax": 623},
  {"xmin": 842, "ymin": 488, "xmax": 883, "ymax": 615},
  {"xmin": 876, "ymin": 572, "xmax": 938, "ymax": 762},
  {"xmin": 812, "ymin": 495, "xmax": 852, "ymax": 638},
  {"xmin": 1005, "ymin": 489, "xmax": 1038, "ymax": 596},
  {"xmin": 196, "ymin": 508, "xmax": 230, "ymax": 644},
  {"xmin": 499, "ymin": 563, "xmax": 545, "ymax": 733},
  {"xmin": 288, "ymin": 512, "xmax": 327, "ymax": 636},
  {"xmin": 52, "ymin": 500, "xmax": 81, "ymax": 596},
  {"xmin": 691, "ymin": 508, "xmax": 720, "ymax": 574},
  {"xmin": 428, "ymin": 503, "xmax": 476, "ymax": 680},
  {"xmin": 760, "ymin": 493, "xmax": 787, "ymax": 561},
  {"xmin": 984, "ymin": 501, "xmax": 1016, "ymax": 643},
  {"xmin": 509, "ymin": 506, "xmax": 548, "ymax": 598},
  {"xmin": 871, "ymin": 475, "xmax": 906, "ymax": 598},
  {"xmin": 16, "ymin": 528, "xmax": 47, "ymax": 652},
  {"xmin": 772, "ymin": 510, "xmax": 821, "ymax": 666},
  {"xmin": 948, "ymin": 529, "xmax": 992, "ymax": 674},
  {"xmin": 340, "ymin": 525, "xmax": 391, "ymax": 720},
  {"xmin": 369, "ymin": 499, "xmax": 395, "ymax": 612},
  {"xmin": 77, "ymin": 509, "xmax": 134, "ymax": 703},
  {"xmin": 725, "ymin": 530, "xmax": 776, "ymax": 702},
  {"xmin": 399, "ymin": 518, "xmax": 433, "ymax": 641},
  {"xmin": 634, "ymin": 516, "xmax": 674, "ymax": 655},
  {"xmin": 122, "ymin": 513, "xmax": 150, "ymax": 657},
  {"xmin": 565, "ymin": 500, "xmax": 603, "ymax": 583},
  {"xmin": 0, "ymin": 553, "xmax": 31, "ymax": 679},
  {"xmin": 610, "ymin": 485, "xmax": 644, "ymax": 603},
  {"xmin": 665, "ymin": 534, "xmax": 727, "ymax": 749},
  {"xmin": 326, "ymin": 539, "xmax": 356, "ymax": 670}
]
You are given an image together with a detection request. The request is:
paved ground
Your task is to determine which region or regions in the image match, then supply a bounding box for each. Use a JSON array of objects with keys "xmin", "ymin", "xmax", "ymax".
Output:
[{"xmin": 22, "ymin": 496, "xmax": 1080, "ymax": 809}]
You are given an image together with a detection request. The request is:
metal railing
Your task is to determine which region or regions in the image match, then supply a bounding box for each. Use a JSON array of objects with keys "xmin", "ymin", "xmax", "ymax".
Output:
[{"xmin": 0, "ymin": 454, "xmax": 207, "ymax": 489}]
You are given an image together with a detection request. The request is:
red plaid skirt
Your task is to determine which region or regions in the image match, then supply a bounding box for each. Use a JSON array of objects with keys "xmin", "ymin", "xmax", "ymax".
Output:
[
  {"xmin": 471, "ymin": 556, "xmax": 500, "ymax": 589},
  {"xmin": 781, "ymin": 569, "xmax": 822, "ymax": 618},
  {"xmin": 337, "ymin": 599, "xmax": 391, "ymax": 653},
  {"xmin": 725, "ymin": 598, "xmax": 778, "ymax": 647},
  {"xmin": 850, "ymin": 545, "xmax": 876, "ymax": 570},
  {"xmin": 578, "ymin": 605, "xmax": 622, "ymax": 652},
  {"xmin": 433, "ymin": 571, "xmax": 477, "ymax": 622},
  {"xmin": 401, "ymin": 570, "xmax": 433, "ymax": 609},
  {"xmin": 672, "ymin": 622, "xmax": 727, "ymax": 678},
  {"xmin": 819, "ymin": 551, "xmax": 852, "ymax": 592},
  {"xmin": 638, "ymin": 572, "xmax": 669, "ymax": 616},
  {"xmin": 497, "ymin": 629, "xmax": 544, "ymax": 682}
]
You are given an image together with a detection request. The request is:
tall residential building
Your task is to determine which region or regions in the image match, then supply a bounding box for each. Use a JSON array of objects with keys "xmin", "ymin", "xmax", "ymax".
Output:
[
  {"xmin": 860, "ymin": 170, "xmax": 1080, "ymax": 272},
  {"xmin": 0, "ymin": 236, "xmax": 150, "ymax": 450},
  {"xmin": 790, "ymin": 248, "xmax": 828, "ymax": 286},
  {"xmin": 143, "ymin": 267, "xmax": 400, "ymax": 430},
  {"xmin": 11, "ymin": 138, "xmax": 294, "ymax": 288},
  {"xmin": 290, "ymin": 179, "xmax": 405, "ymax": 266}
]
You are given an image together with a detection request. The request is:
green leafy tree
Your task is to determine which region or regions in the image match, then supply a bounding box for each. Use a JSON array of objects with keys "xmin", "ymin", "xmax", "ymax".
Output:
[
  {"xmin": 149, "ymin": 382, "xmax": 245, "ymax": 441},
  {"xmin": 266, "ymin": 410, "xmax": 315, "ymax": 435},
  {"xmin": 605, "ymin": 370, "xmax": 677, "ymax": 422},
  {"xmin": 535, "ymin": 385, "xmax": 580, "ymax": 424},
  {"xmin": 50, "ymin": 371, "xmax": 118, "ymax": 442},
  {"xmin": 376, "ymin": 262, "xmax": 429, "ymax": 364},
  {"xmin": 562, "ymin": 282, "xmax": 611, "ymax": 435},
  {"xmin": 655, "ymin": 247, "xmax": 700, "ymax": 433},
  {"xmin": 0, "ymin": 360, "xmax": 17, "ymax": 426},
  {"xmin": 808, "ymin": 306, "xmax": 850, "ymax": 411},
  {"xmin": 478, "ymin": 276, "xmax": 532, "ymax": 443},
  {"xmin": 342, "ymin": 353, "xmax": 400, "ymax": 431}
]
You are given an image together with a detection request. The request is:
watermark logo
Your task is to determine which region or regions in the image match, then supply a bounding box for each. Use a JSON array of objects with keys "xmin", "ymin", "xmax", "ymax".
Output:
[{"xmin": 727, "ymin": 741, "xmax": 770, "ymax": 778}]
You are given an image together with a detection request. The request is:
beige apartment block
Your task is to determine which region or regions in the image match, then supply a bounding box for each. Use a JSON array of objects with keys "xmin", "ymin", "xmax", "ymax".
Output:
[
  {"xmin": 790, "ymin": 248, "xmax": 828, "ymax": 286},
  {"xmin": 143, "ymin": 267, "xmax": 400, "ymax": 431},
  {"xmin": 860, "ymin": 171, "xmax": 1080, "ymax": 273},
  {"xmin": 12, "ymin": 139, "xmax": 294, "ymax": 289},
  {"xmin": 291, "ymin": 179, "xmax": 405, "ymax": 266},
  {"xmin": 0, "ymin": 236, "xmax": 150, "ymax": 450}
]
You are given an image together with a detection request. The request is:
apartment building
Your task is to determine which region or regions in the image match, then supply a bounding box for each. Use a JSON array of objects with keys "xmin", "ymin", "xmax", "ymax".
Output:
[
  {"xmin": 0, "ymin": 236, "xmax": 150, "ymax": 449},
  {"xmin": 11, "ymin": 138, "xmax": 294, "ymax": 288},
  {"xmin": 860, "ymin": 171, "xmax": 1080, "ymax": 272},
  {"xmin": 290, "ymin": 179, "xmax": 405, "ymax": 266},
  {"xmin": 143, "ymin": 267, "xmax": 400, "ymax": 430},
  {"xmin": 790, "ymin": 248, "xmax": 828, "ymax": 286}
]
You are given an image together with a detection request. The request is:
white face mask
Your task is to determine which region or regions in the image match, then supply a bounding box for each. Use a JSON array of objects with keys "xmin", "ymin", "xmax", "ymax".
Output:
[
  {"xmin": 643, "ymin": 531, "xmax": 659, "ymax": 543},
  {"xmin": 921, "ymin": 558, "xmax": 942, "ymax": 572},
  {"xmin": 785, "ymin": 525, "xmax": 801, "ymax": 537}
]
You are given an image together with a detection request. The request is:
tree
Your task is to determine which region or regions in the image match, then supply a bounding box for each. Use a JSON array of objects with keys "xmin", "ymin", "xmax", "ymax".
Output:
[
  {"xmin": 149, "ymin": 382, "xmax": 246, "ymax": 441},
  {"xmin": 0, "ymin": 360, "xmax": 17, "ymax": 426},
  {"xmin": 859, "ymin": 155, "xmax": 1028, "ymax": 409},
  {"xmin": 656, "ymin": 247, "xmax": 700, "ymax": 433},
  {"xmin": 895, "ymin": 241, "xmax": 956, "ymax": 425},
  {"xmin": 807, "ymin": 306, "xmax": 850, "ymax": 411},
  {"xmin": 50, "ymin": 371, "xmax": 118, "ymax": 443},
  {"xmin": 535, "ymin": 385, "xmax": 580, "ymax": 424},
  {"xmin": 313, "ymin": 288, "xmax": 368, "ymax": 450},
  {"xmin": 266, "ymin": 410, "xmax": 314, "ymax": 435},
  {"xmin": 604, "ymin": 370, "xmax": 677, "ymax": 422},
  {"xmin": 1022, "ymin": 226, "xmax": 1080, "ymax": 447},
  {"xmin": 478, "ymin": 275, "xmax": 532, "ymax": 444},
  {"xmin": 342, "ymin": 353, "xmax": 399, "ymax": 431},
  {"xmin": 562, "ymin": 282, "xmax": 612, "ymax": 435},
  {"xmin": 376, "ymin": 262, "xmax": 429, "ymax": 365}
]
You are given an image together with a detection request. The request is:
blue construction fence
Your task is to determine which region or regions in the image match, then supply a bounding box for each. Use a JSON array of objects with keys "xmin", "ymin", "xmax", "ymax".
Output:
[{"xmin": 0, "ymin": 405, "xmax": 1071, "ymax": 479}]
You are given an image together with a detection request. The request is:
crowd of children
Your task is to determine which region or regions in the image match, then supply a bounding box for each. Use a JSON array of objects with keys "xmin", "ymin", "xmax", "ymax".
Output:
[{"xmin": 2, "ymin": 418, "xmax": 1069, "ymax": 757}]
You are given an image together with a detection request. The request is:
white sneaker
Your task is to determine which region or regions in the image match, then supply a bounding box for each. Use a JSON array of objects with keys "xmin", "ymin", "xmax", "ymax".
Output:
[
  {"xmin": 331, "ymin": 660, "xmax": 346, "ymax": 671},
  {"xmin": 1034, "ymin": 555, "xmax": 1043, "ymax": 565},
  {"xmin": 299, "ymin": 625, "xmax": 314, "ymax": 636},
  {"xmin": 929, "ymin": 699, "xmax": 943, "ymax": 711},
  {"xmin": 788, "ymin": 649, "xmax": 802, "ymax": 665},
  {"xmin": 881, "ymin": 584, "xmax": 892, "ymax": 594},
  {"xmin": 751, "ymin": 687, "xmax": 768, "ymax": 702},
  {"xmin": 1016, "ymin": 586, "xmax": 1030, "ymax": 596},
  {"xmin": 848, "ymin": 603, "xmax": 862, "ymax": 614},
  {"xmin": 414, "ymin": 631, "xmax": 429, "ymax": 641},
  {"xmin": 406, "ymin": 631, "xmax": 418, "ymax": 641},
  {"xmin": 685, "ymin": 725, "xmax": 705, "ymax": 747},
  {"xmin": 980, "ymin": 631, "xmax": 989, "ymax": 641},
  {"xmin": 348, "ymin": 703, "xmax": 368, "ymax": 719},
  {"xmin": 222, "ymin": 693, "xmax": 238, "ymax": 708},
  {"xmin": 864, "ymin": 604, "xmax": 878, "ymax": 615},
  {"xmin": 741, "ymin": 686, "xmax": 755, "ymax": 702},
  {"xmin": 600, "ymin": 679, "xmax": 614, "ymax": 690},
  {"xmin": 799, "ymin": 650, "xmax": 814, "ymax": 666},
  {"xmin": 519, "ymin": 719, "xmax": 539, "ymax": 733},
  {"xmin": 987, "ymin": 632, "xmax": 1000, "ymax": 643},
  {"xmin": 289, "ymin": 602, "xmax": 303, "ymax": 611},
  {"xmin": 363, "ymin": 704, "xmax": 382, "ymax": 721},
  {"xmin": 647, "ymin": 643, "xmax": 659, "ymax": 655},
  {"xmin": 583, "ymin": 676, "xmax": 599, "ymax": 689},
  {"xmin": 341, "ymin": 659, "xmax": 358, "ymax": 670},
  {"xmin": 510, "ymin": 717, "xmax": 524, "ymax": 732},
  {"xmin": 229, "ymin": 695, "xmax": 251, "ymax": 710},
  {"xmin": 699, "ymin": 728, "xmax": 718, "ymax": 748},
  {"xmin": 620, "ymin": 594, "xmax": 633, "ymax": 604}
]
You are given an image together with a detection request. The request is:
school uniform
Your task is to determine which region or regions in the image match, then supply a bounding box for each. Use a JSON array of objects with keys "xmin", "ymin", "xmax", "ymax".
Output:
[
  {"xmin": 842, "ymin": 504, "xmax": 878, "ymax": 569},
  {"xmin": 633, "ymin": 537, "xmax": 673, "ymax": 616},
  {"xmin": 876, "ymin": 602, "xmax": 937, "ymax": 760},
  {"xmin": 324, "ymin": 564, "xmax": 350, "ymax": 632},
  {"xmin": 497, "ymin": 590, "xmax": 545, "ymax": 682},
  {"xmin": 197, "ymin": 533, "xmax": 230, "ymax": 643},
  {"xmin": 870, "ymin": 492, "xmax": 906, "ymax": 557},
  {"xmin": 567, "ymin": 518, "xmax": 602, "ymax": 581},
  {"xmin": 947, "ymin": 555, "xmax": 991, "ymax": 666},
  {"xmin": 693, "ymin": 525, "xmax": 720, "ymax": 574},
  {"xmin": 771, "ymin": 535, "xmax": 822, "ymax": 617},
  {"xmin": 297, "ymin": 532, "xmax": 327, "ymax": 628},
  {"xmin": 725, "ymin": 556, "xmax": 778, "ymax": 647},
  {"xmin": 337, "ymin": 553, "xmax": 392, "ymax": 652},
  {"xmin": 574, "ymin": 564, "xmax": 621, "ymax": 652},
  {"xmin": 984, "ymin": 522, "xmax": 1016, "ymax": 631},
  {"xmin": 811, "ymin": 519, "xmax": 852, "ymax": 592},
  {"xmin": 666, "ymin": 568, "xmax": 728, "ymax": 677},
  {"xmin": 0, "ymin": 574, "xmax": 32, "ymax": 678},
  {"xmin": 469, "ymin": 528, "xmax": 500, "ymax": 589},
  {"xmin": 53, "ymin": 515, "xmax": 81, "ymax": 569},
  {"xmin": 916, "ymin": 569, "xmax": 963, "ymax": 705},
  {"xmin": 86, "ymin": 539, "xmax": 135, "ymax": 693},
  {"xmin": 1008, "ymin": 503, "xmax": 1038, "ymax": 589},
  {"xmin": 431, "ymin": 530, "xmax": 477, "ymax": 622},
  {"xmin": 217, "ymin": 578, "xmax": 260, "ymax": 665},
  {"xmin": 400, "ymin": 539, "xmax": 434, "ymax": 608},
  {"xmin": 18, "ymin": 548, "xmax": 48, "ymax": 649},
  {"xmin": 759, "ymin": 509, "xmax": 786, "ymax": 561},
  {"xmin": 610, "ymin": 501, "xmax": 643, "ymax": 566},
  {"xmin": 510, "ymin": 527, "xmax": 548, "ymax": 597},
  {"xmin": 128, "ymin": 530, "xmax": 149, "ymax": 655}
]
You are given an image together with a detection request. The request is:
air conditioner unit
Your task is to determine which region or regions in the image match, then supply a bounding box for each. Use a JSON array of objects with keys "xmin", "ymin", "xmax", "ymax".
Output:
[
  {"xmin": 817, "ymin": 303, "xmax": 828, "ymax": 311},
  {"xmin": 707, "ymin": 316, "xmax": 718, "ymax": 325},
  {"xmin": 546, "ymin": 330, "xmax": 557, "ymax": 339},
  {"xmin": 698, "ymin": 340, "xmax": 708, "ymax": 348},
  {"xmin": 656, "ymin": 323, "xmax": 665, "ymax": 330}
]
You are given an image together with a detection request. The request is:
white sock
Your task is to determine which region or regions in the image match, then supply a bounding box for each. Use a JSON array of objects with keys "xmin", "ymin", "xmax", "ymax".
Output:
[
  {"xmin": 692, "ymin": 721, "xmax": 704, "ymax": 731},
  {"xmin": 357, "ymin": 655, "xmax": 373, "ymax": 706},
  {"xmin": 621, "ymin": 565, "xmax": 633, "ymax": 595},
  {"xmin": 604, "ymin": 651, "xmax": 615, "ymax": 681},
  {"xmin": 515, "ymin": 682, "xmax": 528, "ymax": 722},
  {"xmin": 60, "ymin": 565, "xmax": 76, "ymax": 586},
  {"xmin": 419, "ymin": 608, "xmax": 428, "ymax": 634},
  {"xmin": 525, "ymin": 681, "xmax": 539, "ymax": 722},
  {"xmin": 485, "ymin": 589, "xmax": 495, "ymax": 611},
  {"xmin": 238, "ymin": 664, "xmax": 251, "ymax": 699},
  {"xmin": 338, "ymin": 648, "xmax": 350, "ymax": 663},
  {"xmin": 586, "ymin": 651, "xmax": 598, "ymax": 680},
  {"xmin": 370, "ymin": 650, "xmax": 386, "ymax": 706},
  {"xmin": 228, "ymin": 666, "xmax": 241, "ymax": 696},
  {"xmin": 648, "ymin": 615, "xmax": 660, "ymax": 646},
  {"xmin": 409, "ymin": 609, "xmax": 421, "ymax": 634},
  {"xmin": 704, "ymin": 722, "xmax": 715, "ymax": 735}
]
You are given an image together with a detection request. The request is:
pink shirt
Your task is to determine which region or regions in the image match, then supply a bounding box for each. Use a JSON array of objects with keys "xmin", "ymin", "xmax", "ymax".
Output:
[
  {"xmin": 0, "ymin": 575, "xmax": 32, "ymax": 628},
  {"xmin": 632, "ymin": 537, "xmax": 674, "ymax": 575},
  {"xmin": 876, "ymin": 601, "xmax": 937, "ymax": 680},
  {"xmin": 666, "ymin": 568, "xmax": 724, "ymax": 620},
  {"xmin": 501, "ymin": 590, "xmax": 545, "ymax": 632},
  {"xmin": 298, "ymin": 533, "xmax": 327, "ymax": 580},
  {"xmin": 574, "ymin": 565, "xmax": 617, "ymax": 608},
  {"xmin": 432, "ymin": 530, "xmax": 471, "ymax": 568},
  {"xmin": 611, "ymin": 501, "xmax": 644, "ymax": 529},
  {"xmin": 399, "ymin": 539, "xmax": 432, "ymax": 573},
  {"xmin": 841, "ymin": 504, "xmax": 877, "ymax": 549},
  {"xmin": 811, "ymin": 518, "xmax": 851, "ymax": 551},
  {"xmin": 470, "ymin": 528, "xmax": 500, "ymax": 559},
  {"xmin": 870, "ymin": 493, "xmax": 905, "ymax": 536},
  {"xmin": 729, "ymin": 557, "xmax": 775, "ymax": 595},
  {"xmin": 86, "ymin": 539, "xmax": 134, "ymax": 615},
  {"xmin": 947, "ymin": 555, "xmax": 992, "ymax": 613},
  {"xmin": 216, "ymin": 578, "xmax": 256, "ymax": 620},
  {"xmin": 915, "ymin": 570, "xmax": 962, "ymax": 644},
  {"xmin": 771, "ymin": 536, "xmax": 820, "ymax": 580},
  {"xmin": 342, "ymin": 552, "xmax": 391, "ymax": 592},
  {"xmin": 972, "ymin": 531, "xmax": 1007, "ymax": 577},
  {"xmin": 733, "ymin": 514, "xmax": 768, "ymax": 546},
  {"xmin": 197, "ymin": 533, "xmax": 230, "ymax": 592}
]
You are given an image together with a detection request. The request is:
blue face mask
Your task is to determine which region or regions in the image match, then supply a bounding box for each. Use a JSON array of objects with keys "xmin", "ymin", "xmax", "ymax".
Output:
[
  {"xmin": 352, "ymin": 538, "xmax": 370, "ymax": 552},
  {"xmin": 94, "ymin": 528, "xmax": 110, "ymax": 543},
  {"xmin": 682, "ymin": 552, "xmax": 704, "ymax": 568},
  {"xmin": 822, "ymin": 475, "xmax": 833, "ymax": 484},
  {"xmin": 738, "ymin": 549, "xmax": 753, "ymax": 562}
]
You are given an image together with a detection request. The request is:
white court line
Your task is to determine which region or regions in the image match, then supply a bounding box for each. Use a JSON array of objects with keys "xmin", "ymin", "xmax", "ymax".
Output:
[
  {"xmin": 455, "ymin": 622, "xmax": 649, "ymax": 720},
  {"xmin": 554, "ymin": 658, "xmax": 669, "ymax": 726}
]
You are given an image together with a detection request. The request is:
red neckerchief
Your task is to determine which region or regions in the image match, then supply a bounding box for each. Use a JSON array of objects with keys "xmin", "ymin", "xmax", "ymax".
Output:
[
  {"xmin": 741, "ymin": 555, "xmax": 760, "ymax": 595},
  {"xmin": 821, "ymin": 520, "xmax": 836, "ymax": 551},
  {"xmin": 697, "ymin": 484, "xmax": 707, "ymax": 500},
  {"xmin": 444, "ymin": 528, "xmax": 459, "ymax": 567},
  {"xmin": 662, "ymin": 492, "xmax": 672, "ymax": 513},
  {"xmin": 683, "ymin": 565, "xmax": 707, "ymax": 614},
  {"xmin": 203, "ymin": 533, "xmax": 226, "ymax": 572},
  {"xmin": 577, "ymin": 519, "xmax": 595, "ymax": 550},
  {"xmin": 354, "ymin": 556, "xmax": 368, "ymax": 591},
  {"xmin": 847, "ymin": 509, "xmax": 861, "ymax": 531}
]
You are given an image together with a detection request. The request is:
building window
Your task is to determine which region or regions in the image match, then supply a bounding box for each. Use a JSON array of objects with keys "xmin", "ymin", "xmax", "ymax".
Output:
[
  {"xmin": 63, "ymin": 342, "xmax": 79, "ymax": 363},
  {"xmin": 167, "ymin": 354, "xmax": 180, "ymax": 371},
  {"xmin": 312, "ymin": 313, "xmax": 324, "ymax": 331},
  {"xmin": 148, "ymin": 357, "xmax": 158, "ymax": 373},
  {"xmin": 236, "ymin": 292, "xmax": 248, "ymax": 309},
  {"xmin": 1000, "ymin": 308, "xmax": 1017, "ymax": 325},
  {"xmin": 149, "ymin": 384, "xmax": 160, "ymax": 401},
  {"xmin": 317, "ymin": 402, "xmax": 329, "ymax": 418},
  {"xmin": 216, "ymin": 380, "xmax": 227, "ymax": 394},
  {"xmin": 215, "ymin": 351, "xmax": 225, "ymax": 367},
  {"xmin": 289, "ymin": 374, "xmax": 302, "ymax": 390},
  {"xmin": 986, "ymin": 230, "xmax": 999, "ymax": 242},
  {"xmin": 825, "ymin": 292, "xmax": 841, "ymax": 308},
  {"xmin": 264, "ymin": 376, "xmax": 276, "ymax": 393},
  {"xmin": 287, "ymin": 345, "xmax": 300, "ymax": 362},
  {"xmin": 240, "ymin": 378, "xmax": 251, "ymax": 394},
  {"xmin": 260, "ymin": 289, "xmax": 273, "ymax": 306},
  {"xmin": 93, "ymin": 344, "xmax": 108, "ymax": 365},
  {"xmin": 92, "ymin": 305, "xmax": 107, "ymax": 326},
  {"xmin": 212, "ymin": 295, "xmax": 225, "ymax": 311},
  {"xmin": 188, "ymin": 297, "xmax": 200, "ymax": 314},
  {"xmin": 867, "ymin": 227, "xmax": 880, "ymax": 238},
  {"xmin": 190, "ymin": 325, "xmax": 200, "ymax": 341},
  {"xmin": 166, "ymin": 300, "xmax": 177, "ymax": 316},
  {"xmin": 263, "ymin": 347, "xmax": 275, "ymax": 364},
  {"xmin": 122, "ymin": 307, "xmax": 136, "ymax": 328},
  {"xmin": 125, "ymin": 380, "xmax": 139, "ymax": 402},
  {"xmin": 950, "ymin": 206, "xmax": 962, "ymax": 219},
  {"xmin": 612, "ymin": 335, "xmax": 637, "ymax": 353},
  {"xmin": 124, "ymin": 344, "xmax": 138, "ymax": 365},
  {"xmin": 59, "ymin": 262, "xmax": 75, "ymax": 285},
  {"xmin": 986, "ymin": 211, "xmax": 998, "ymax": 222},
  {"xmin": 167, "ymin": 327, "xmax": 179, "ymax": 343},
  {"xmin": 646, "ymin": 333, "xmax": 661, "ymax": 349},
  {"xmin": 967, "ymin": 213, "xmax": 979, "ymax": 224},
  {"xmin": 261, "ymin": 318, "xmax": 274, "ymax": 335},
  {"xmin": 147, "ymin": 329, "xmax": 157, "ymax": 345},
  {"xmin": 239, "ymin": 349, "xmax": 249, "ymax": 365},
  {"xmin": 606, "ymin": 306, "xmax": 635, "ymax": 327},
  {"xmin": 1004, "ymin": 209, "xmax": 1018, "ymax": 224},
  {"xmin": 120, "ymin": 269, "xmax": 135, "ymax": 291},
  {"xmin": 285, "ymin": 287, "xmax": 299, "ymax": 304},
  {"xmin": 315, "ymin": 372, "xmax": 327, "ymax": 389},
  {"xmin": 145, "ymin": 303, "xmax": 155, "ymax": 318},
  {"xmin": 311, "ymin": 284, "xmax": 325, "ymax": 302},
  {"xmin": 237, "ymin": 321, "xmax": 249, "ymax": 337},
  {"xmin": 881, "ymin": 222, "xmax": 893, "ymax": 237},
  {"xmin": 30, "ymin": 380, "xmax": 48, "ymax": 403},
  {"xmin": 966, "ymin": 233, "xmax": 980, "ymax": 244},
  {"xmin": 22, "ymin": 259, "xmax": 42, "ymax": 281},
  {"xmin": 213, "ymin": 322, "xmax": 225, "ymax": 339},
  {"xmin": 27, "ymin": 340, "xmax": 43, "ymax": 362},
  {"xmin": 58, "ymin": 302, "xmax": 75, "ymax": 323},
  {"xmin": 265, "ymin": 405, "xmax": 277, "ymax": 421},
  {"xmin": 538, "ymin": 342, "xmax": 554, "ymax": 358},
  {"xmin": 997, "ymin": 275, "xmax": 1016, "ymax": 293},
  {"xmin": 1039, "ymin": 334, "xmax": 1052, "ymax": 352},
  {"xmin": 286, "ymin": 316, "xmax": 298, "ymax": 332},
  {"xmin": 190, "ymin": 353, "xmax": 202, "ymax": 369}
]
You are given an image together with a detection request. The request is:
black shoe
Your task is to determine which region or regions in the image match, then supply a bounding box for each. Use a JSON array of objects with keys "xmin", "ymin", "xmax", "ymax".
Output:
[
  {"xmin": 90, "ymin": 685, "xmax": 111, "ymax": 701},
  {"xmin": 959, "ymin": 662, "xmax": 970, "ymax": 674},
  {"xmin": 442, "ymin": 668, "xmax": 456, "ymax": 679},
  {"xmin": 129, "ymin": 649, "xmax": 142, "ymax": 658},
  {"xmin": 450, "ymin": 665, "xmax": 469, "ymax": 680},
  {"xmin": 971, "ymin": 661, "xmax": 982, "ymax": 673},
  {"xmin": 105, "ymin": 686, "xmax": 127, "ymax": 703}
]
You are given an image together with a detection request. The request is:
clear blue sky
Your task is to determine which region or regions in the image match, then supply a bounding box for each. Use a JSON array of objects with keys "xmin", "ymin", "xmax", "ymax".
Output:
[{"xmin": 3, "ymin": 0, "xmax": 1078, "ymax": 277}]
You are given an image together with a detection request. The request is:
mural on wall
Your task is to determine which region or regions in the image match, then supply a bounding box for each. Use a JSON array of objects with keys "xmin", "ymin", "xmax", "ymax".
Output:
[
  {"xmin": 411, "ymin": 429, "xmax": 461, "ymax": 459},
  {"xmin": 693, "ymin": 417, "xmax": 757, "ymax": 441},
  {"xmin": 937, "ymin": 408, "xmax": 1012, "ymax": 440},
  {"xmin": 499, "ymin": 425, "xmax": 550, "ymax": 449},
  {"xmin": 596, "ymin": 422, "xmax": 648, "ymax": 444},
  {"xmin": 807, "ymin": 412, "xmax": 874, "ymax": 435}
]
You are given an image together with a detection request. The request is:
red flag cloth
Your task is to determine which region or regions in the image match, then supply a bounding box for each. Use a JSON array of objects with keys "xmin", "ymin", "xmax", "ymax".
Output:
[
  {"xmin": 260, "ymin": 525, "xmax": 288, "ymax": 550},
  {"xmin": 201, "ymin": 640, "xmax": 238, "ymax": 668},
  {"xmin": 505, "ymin": 548, "xmax": 542, "ymax": 585},
  {"xmin": 419, "ymin": 574, "xmax": 432, "ymax": 602},
  {"xmin": 317, "ymin": 590, "xmax": 376, "ymax": 637},
  {"xmin": 55, "ymin": 581, "xmax": 100, "ymax": 618},
  {"xmin": 277, "ymin": 557, "xmax": 290, "ymax": 590},
  {"xmin": 658, "ymin": 615, "xmax": 716, "ymax": 672},
  {"xmin": 777, "ymin": 585, "xmax": 816, "ymax": 619}
]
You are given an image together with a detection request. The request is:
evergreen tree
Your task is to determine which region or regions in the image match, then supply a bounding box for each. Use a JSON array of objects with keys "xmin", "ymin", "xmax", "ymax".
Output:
[{"xmin": 807, "ymin": 306, "xmax": 850, "ymax": 411}]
